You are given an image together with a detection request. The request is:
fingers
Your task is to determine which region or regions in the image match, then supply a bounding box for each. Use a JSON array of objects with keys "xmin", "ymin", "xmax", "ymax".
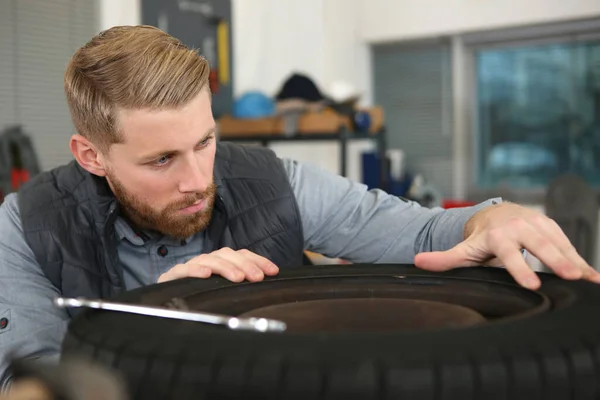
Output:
[
  {"xmin": 217, "ymin": 248, "xmax": 279, "ymax": 279},
  {"xmin": 486, "ymin": 219, "xmax": 580, "ymax": 289},
  {"xmin": 414, "ymin": 243, "xmax": 478, "ymax": 272},
  {"xmin": 485, "ymin": 224, "xmax": 542, "ymax": 289},
  {"xmin": 485, "ymin": 217, "xmax": 600, "ymax": 289},
  {"xmin": 531, "ymin": 217, "xmax": 600, "ymax": 284},
  {"xmin": 416, "ymin": 204, "xmax": 600, "ymax": 290},
  {"xmin": 239, "ymin": 249, "xmax": 280, "ymax": 276},
  {"xmin": 158, "ymin": 248, "xmax": 280, "ymax": 284},
  {"xmin": 415, "ymin": 227, "xmax": 542, "ymax": 289},
  {"xmin": 158, "ymin": 262, "xmax": 212, "ymax": 283},
  {"xmin": 513, "ymin": 221, "xmax": 578, "ymax": 281},
  {"xmin": 159, "ymin": 255, "xmax": 245, "ymax": 283},
  {"xmin": 491, "ymin": 235, "xmax": 541, "ymax": 290},
  {"xmin": 195, "ymin": 253, "xmax": 249, "ymax": 282}
]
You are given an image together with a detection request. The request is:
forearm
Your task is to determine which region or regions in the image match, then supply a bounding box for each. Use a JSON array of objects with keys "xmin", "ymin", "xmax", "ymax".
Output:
[
  {"xmin": 375, "ymin": 197, "xmax": 501, "ymax": 262},
  {"xmin": 421, "ymin": 198, "xmax": 502, "ymax": 252},
  {"xmin": 282, "ymin": 156, "xmax": 501, "ymax": 263}
]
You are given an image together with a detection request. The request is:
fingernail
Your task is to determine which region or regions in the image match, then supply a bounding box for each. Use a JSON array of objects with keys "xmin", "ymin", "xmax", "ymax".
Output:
[
  {"xmin": 253, "ymin": 272, "xmax": 264, "ymax": 280},
  {"xmin": 231, "ymin": 273, "xmax": 243, "ymax": 282},
  {"xmin": 525, "ymin": 277, "xmax": 540, "ymax": 290},
  {"xmin": 566, "ymin": 268, "xmax": 583, "ymax": 279}
]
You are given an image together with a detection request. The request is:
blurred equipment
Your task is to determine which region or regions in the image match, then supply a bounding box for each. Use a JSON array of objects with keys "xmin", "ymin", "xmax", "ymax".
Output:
[
  {"xmin": 442, "ymin": 199, "xmax": 477, "ymax": 209},
  {"xmin": 274, "ymin": 72, "xmax": 328, "ymax": 115},
  {"xmin": 407, "ymin": 174, "xmax": 443, "ymax": 208},
  {"xmin": 275, "ymin": 73, "xmax": 327, "ymax": 104},
  {"xmin": 328, "ymin": 80, "xmax": 360, "ymax": 104},
  {"xmin": 545, "ymin": 173, "xmax": 598, "ymax": 268},
  {"xmin": 0, "ymin": 125, "xmax": 41, "ymax": 197},
  {"xmin": 216, "ymin": 20, "xmax": 230, "ymax": 85},
  {"xmin": 142, "ymin": 0, "xmax": 233, "ymax": 117},
  {"xmin": 326, "ymin": 80, "xmax": 373, "ymax": 133},
  {"xmin": 274, "ymin": 73, "xmax": 342, "ymax": 135},
  {"xmin": 362, "ymin": 148, "xmax": 412, "ymax": 197}
]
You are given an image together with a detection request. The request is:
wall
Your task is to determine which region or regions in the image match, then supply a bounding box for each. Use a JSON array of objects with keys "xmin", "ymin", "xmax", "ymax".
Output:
[
  {"xmin": 360, "ymin": 0, "xmax": 600, "ymax": 43},
  {"xmin": 322, "ymin": 0, "xmax": 372, "ymax": 107},
  {"xmin": 99, "ymin": 0, "xmax": 140, "ymax": 31},
  {"xmin": 231, "ymin": 0, "xmax": 326, "ymax": 97}
]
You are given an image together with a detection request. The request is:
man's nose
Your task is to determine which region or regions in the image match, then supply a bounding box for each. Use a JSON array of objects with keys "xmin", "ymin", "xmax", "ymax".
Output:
[{"xmin": 178, "ymin": 155, "xmax": 208, "ymax": 193}]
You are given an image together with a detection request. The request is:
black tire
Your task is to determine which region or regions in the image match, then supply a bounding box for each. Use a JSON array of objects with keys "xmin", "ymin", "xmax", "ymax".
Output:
[{"xmin": 60, "ymin": 264, "xmax": 600, "ymax": 400}]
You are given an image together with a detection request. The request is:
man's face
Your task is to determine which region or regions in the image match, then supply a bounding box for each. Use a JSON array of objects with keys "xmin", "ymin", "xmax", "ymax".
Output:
[{"xmin": 101, "ymin": 89, "xmax": 217, "ymax": 239}]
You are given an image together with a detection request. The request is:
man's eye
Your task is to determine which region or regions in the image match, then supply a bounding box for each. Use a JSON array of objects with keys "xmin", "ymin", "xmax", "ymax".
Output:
[
  {"xmin": 199, "ymin": 135, "xmax": 214, "ymax": 147},
  {"xmin": 155, "ymin": 155, "xmax": 171, "ymax": 166}
]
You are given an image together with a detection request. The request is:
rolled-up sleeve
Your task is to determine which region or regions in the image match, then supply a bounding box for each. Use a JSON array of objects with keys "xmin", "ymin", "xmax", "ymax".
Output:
[
  {"xmin": 0, "ymin": 194, "xmax": 69, "ymax": 390},
  {"xmin": 281, "ymin": 158, "xmax": 500, "ymax": 263}
]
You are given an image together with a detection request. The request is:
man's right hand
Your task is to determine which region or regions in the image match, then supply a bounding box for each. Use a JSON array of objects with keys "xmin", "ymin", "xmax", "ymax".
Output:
[{"xmin": 157, "ymin": 247, "xmax": 279, "ymax": 283}]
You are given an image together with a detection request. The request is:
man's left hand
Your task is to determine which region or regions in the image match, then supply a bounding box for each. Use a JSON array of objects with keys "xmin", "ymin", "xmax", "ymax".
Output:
[{"xmin": 414, "ymin": 202, "xmax": 600, "ymax": 290}]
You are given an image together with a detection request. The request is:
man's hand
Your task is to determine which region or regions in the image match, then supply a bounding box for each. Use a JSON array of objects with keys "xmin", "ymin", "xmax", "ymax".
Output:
[
  {"xmin": 414, "ymin": 202, "xmax": 600, "ymax": 290},
  {"xmin": 158, "ymin": 247, "xmax": 279, "ymax": 283}
]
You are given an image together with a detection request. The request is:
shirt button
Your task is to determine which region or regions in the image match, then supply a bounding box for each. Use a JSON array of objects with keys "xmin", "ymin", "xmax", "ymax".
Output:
[
  {"xmin": 157, "ymin": 245, "xmax": 169, "ymax": 257},
  {"xmin": 0, "ymin": 318, "xmax": 8, "ymax": 330}
]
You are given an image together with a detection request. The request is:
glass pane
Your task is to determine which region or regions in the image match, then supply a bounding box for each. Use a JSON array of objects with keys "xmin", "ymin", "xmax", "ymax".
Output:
[{"xmin": 475, "ymin": 40, "xmax": 600, "ymax": 189}]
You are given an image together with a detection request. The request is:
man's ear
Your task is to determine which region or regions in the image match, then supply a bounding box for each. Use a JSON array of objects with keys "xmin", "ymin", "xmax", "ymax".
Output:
[{"xmin": 69, "ymin": 134, "xmax": 108, "ymax": 177}]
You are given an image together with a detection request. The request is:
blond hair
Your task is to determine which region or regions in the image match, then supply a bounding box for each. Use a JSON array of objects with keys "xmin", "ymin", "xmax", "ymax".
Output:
[{"xmin": 64, "ymin": 25, "xmax": 210, "ymax": 152}]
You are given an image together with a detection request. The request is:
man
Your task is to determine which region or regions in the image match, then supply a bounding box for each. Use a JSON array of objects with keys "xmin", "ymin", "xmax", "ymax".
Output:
[{"xmin": 0, "ymin": 25, "xmax": 598, "ymax": 390}]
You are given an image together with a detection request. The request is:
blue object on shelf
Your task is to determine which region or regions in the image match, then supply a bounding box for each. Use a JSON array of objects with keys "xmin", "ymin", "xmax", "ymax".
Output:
[
  {"xmin": 233, "ymin": 91, "xmax": 275, "ymax": 119},
  {"xmin": 362, "ymin": 152, "xmax": 382, "ymax": 190},
  {"xmin": 361, "ymin": 151, "xmax": 412, "ymax": 197},
  {"xmin": 353, "ymin": 111, "xmax": 372, "ymax": 132}
]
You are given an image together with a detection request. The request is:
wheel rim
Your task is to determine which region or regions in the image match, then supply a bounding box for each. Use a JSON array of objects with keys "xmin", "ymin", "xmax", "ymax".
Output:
[
  {"xmin": 238, "ymin": 298, "xmax": 486, "ymax": 332},
  {"xmin": 168, "ymin": 273, "xmax": 552, "ymax": 334}
]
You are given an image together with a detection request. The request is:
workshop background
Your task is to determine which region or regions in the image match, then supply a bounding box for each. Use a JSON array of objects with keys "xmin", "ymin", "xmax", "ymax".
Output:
[{"xmin": 1, "ymin": 0, "xmax": 600, "ymax": 269}]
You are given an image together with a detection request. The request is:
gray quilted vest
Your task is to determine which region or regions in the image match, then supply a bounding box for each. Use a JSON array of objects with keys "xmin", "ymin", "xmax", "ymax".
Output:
[{"xmin": 17, "ymin": 142, "xmax": 304, "ymax": 315}]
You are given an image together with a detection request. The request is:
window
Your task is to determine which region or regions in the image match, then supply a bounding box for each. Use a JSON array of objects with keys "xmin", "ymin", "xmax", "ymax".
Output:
[{"xmin": 475, "ymin": 39, "xmax": 600, "ymax": 189}]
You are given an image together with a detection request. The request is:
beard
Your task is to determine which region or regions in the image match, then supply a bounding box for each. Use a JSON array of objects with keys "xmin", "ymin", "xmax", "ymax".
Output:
[{"xmin": 106, "ymin": 170, "xmax": 216, "ymax": 239}]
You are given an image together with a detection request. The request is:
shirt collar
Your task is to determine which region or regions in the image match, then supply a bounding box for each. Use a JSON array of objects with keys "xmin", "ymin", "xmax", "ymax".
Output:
[
  {"xmin": 114, "ymin": 216, "xmax": 197, "ymax": 246},
  {"xmin": 114, "ymin": 217, "xmax": 145, "ymax": 245}
]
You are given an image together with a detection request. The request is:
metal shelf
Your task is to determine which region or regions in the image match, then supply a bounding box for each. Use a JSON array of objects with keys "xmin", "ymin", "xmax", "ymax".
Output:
[{"xmin": 218, "ymin": 126, "xmax": 389, "ymax": 191}]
